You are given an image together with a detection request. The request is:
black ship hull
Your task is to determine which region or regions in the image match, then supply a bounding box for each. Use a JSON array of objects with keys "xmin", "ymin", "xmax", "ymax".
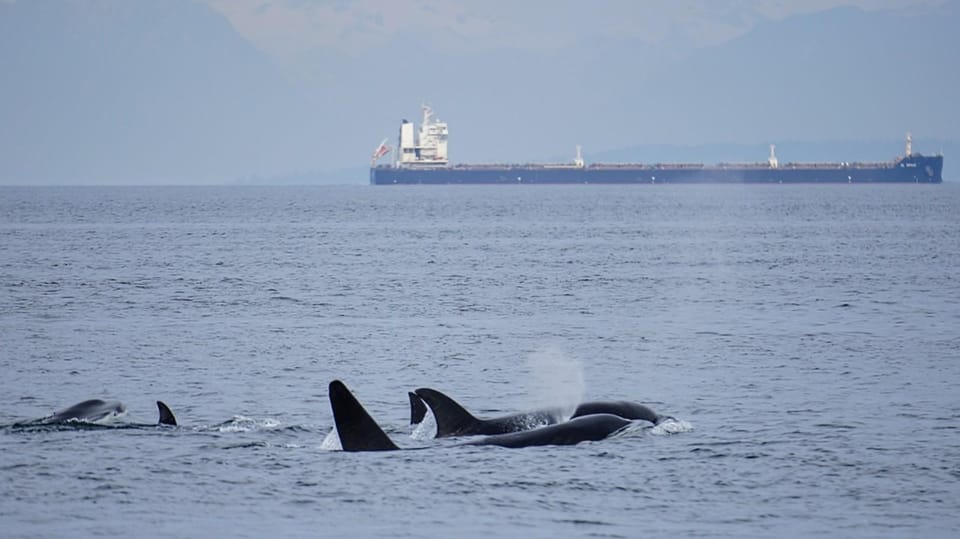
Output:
[{"xmin": 370, "ymin": 155, "xmax": 943, "ymax": 185}]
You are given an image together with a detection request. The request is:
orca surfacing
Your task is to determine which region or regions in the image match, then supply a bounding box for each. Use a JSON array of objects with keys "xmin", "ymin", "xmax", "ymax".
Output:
[
  {"xmin": 412, "ymin": 387, "xmax": 664, "ymax": 438},
  {"xmin": 328, "ymin": 380, "xmax": 634, "ymax": 452},
  {"xmin": 13, "ymin": 399, "xmax": 177, "ymax": 428}
]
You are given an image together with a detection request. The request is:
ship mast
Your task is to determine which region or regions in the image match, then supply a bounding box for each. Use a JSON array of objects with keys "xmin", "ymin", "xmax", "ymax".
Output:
[
  {"xmin": 422, "ymin": 104, "xmax": 433, "ymax": 126},
  {"xmin": 768, "ymin": 144, "xmax": 779, "ymax": 169},
  {"xmin": 905, "ymin": 132, "xmax": 913, "ymax": 157},
  {"xmin": 574, "ymin": 145, "xmax": 585, "ymax": 168}
]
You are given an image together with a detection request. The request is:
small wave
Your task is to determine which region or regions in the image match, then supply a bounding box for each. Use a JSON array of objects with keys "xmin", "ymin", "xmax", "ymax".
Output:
[
  {"xmin": 515, "ymin": 415, "xmax": 557, "ymax": 431},
  {"xmin": 611, "ymin": 422, "xmax": 652, "ymax": 438},
  {"xmin": 214, "ymin": 416, "xmax": 283, "ymax": 433},
  {"xmin": 221, "ymin": 441, "xmax": 269, "ymax": 450},
  {"xmin": 320, "ymin": 427, "xmax": 342, "ymax": 450},
  {"xmin": 278, "ymin": 425, "xmax": 313, "ymax": 434},
  {"xmin": 652, "ymin": 417, "xmax": 693, "ymax": 435},
  {"xmin": 4, "ymin": 422, "xmax": 119, "ymax": 433},
  {"xmin": 409, "ymin": 412, "xmax": 437, "ymax": 441},
  {"xmin": 814, "ymin": 422, "xmax": 859, "ymax": 430},
  {"xmin": 554, "ymin": 518, "xmax": 614, "ymax": 526},
  {"xmin": 88, "ymin": 410, "xmax": 130, "ymax": 425}
]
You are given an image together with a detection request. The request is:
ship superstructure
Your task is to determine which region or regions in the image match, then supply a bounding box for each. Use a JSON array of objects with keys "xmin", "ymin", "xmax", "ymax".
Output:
[
  {"xmin": 394, "ymin": 105, "xmax": 449, "ymax": 166},
  {"xmin": 369, "ymin": 107, "xmax": 943, "ymax": 185}
]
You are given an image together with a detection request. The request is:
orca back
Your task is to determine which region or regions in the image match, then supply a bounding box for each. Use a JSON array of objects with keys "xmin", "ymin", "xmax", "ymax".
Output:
[
  {"xmin": 471, "ymin": 414, "xmax": 631, "ymax": 449},
  {"xmin": 328, "ymin": 380, "xmax": 398, "ymax": 452},
  {"xmin": 48, "ymin": 399, "xmax": 126, "ymax": 423},
  {"xmin": 413, "ymin": 388, "xmax": 485, "ymax": 437},
  {"xmin": 573, "ymin": 401, "xmax": 660, "ymax": 424}
]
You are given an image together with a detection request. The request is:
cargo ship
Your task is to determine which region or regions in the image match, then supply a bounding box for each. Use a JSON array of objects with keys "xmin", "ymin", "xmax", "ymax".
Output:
[{"xmin": 369, "ymin": 105, "xmax": 943, "ymax": 185}]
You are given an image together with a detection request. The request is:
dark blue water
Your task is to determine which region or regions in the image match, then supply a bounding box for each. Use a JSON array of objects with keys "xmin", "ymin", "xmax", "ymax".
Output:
[{"xmin": 1, "ymin": 185, "xmax": 958, "ymax": 538}]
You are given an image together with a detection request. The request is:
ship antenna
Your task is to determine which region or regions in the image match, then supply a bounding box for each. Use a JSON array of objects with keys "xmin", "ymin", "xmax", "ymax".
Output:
[
  {"xmin": 768, "ymin": 144, "xmax": 779, "ymax": 169},
  {"xmin": 905, "ymin": 132, "xmax": 912, "ymax": 157},
  {"xmin": 422, "ymin": 104, "xmax": 433, "ymax": 126}
]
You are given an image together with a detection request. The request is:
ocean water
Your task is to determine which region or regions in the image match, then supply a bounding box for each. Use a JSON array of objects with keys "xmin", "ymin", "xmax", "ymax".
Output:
[{"xmin": 1, "ymin": 184, "xmax": 958, "ymax": 538}]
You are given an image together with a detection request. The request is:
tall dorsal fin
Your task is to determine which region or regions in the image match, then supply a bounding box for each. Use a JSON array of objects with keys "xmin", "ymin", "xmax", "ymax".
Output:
[
  {"xmin": 409, "ymin": 392, "xmax": 427, "ymax": 425},
  {"xmin": 413, "ymin": 388, "xmax": 483, "ymax": 438},
  {"xmin": 328, "ymin": 380, "xmax": 398, "ymax": 452},
  {"xmin": 156, "ymin": 401, "xmax": 177, "ymax": 426}
]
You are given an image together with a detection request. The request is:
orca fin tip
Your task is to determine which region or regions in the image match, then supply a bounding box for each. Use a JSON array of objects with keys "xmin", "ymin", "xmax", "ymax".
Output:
[{"xmin": 409, "ymin": 391, "xmax": 428, "ymax": 425}]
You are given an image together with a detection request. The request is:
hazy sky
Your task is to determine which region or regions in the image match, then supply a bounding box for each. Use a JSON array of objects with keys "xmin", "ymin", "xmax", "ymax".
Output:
[{"xmin": 202, "ymin": 0, "xmax": 943, "ymax": 60}]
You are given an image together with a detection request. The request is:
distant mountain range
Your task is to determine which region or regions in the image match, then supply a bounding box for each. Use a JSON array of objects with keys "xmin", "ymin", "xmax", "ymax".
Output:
[{"xmin": 1, "ymin": 1, "xmax": 955, "ymax": 185}]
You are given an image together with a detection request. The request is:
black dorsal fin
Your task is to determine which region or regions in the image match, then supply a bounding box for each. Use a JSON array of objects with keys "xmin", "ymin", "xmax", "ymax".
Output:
[
  {"xmin": 409, "ymin": 392, "xmax": 427, "ymax": 425},
  {"xmin": 156, "ymin": 401, "xmax": 177, "ymax": 426},
  {"xmin": 328, "ymin": 380, "xmax": 398, "ymax": 452},
  {"xmin": 413, "ymin": 388, "xmax": 483, "ymax": 438}
]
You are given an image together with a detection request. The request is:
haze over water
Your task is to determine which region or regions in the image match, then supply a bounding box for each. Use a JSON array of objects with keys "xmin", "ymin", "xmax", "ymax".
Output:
[{"xmin": 1, "ymin": 184, "xmax": 958, "ymax": 538}]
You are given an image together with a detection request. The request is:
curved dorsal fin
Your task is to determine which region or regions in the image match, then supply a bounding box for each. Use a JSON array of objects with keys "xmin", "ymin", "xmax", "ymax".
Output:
[
  {"xmin": 408, "ymin": 392, "xmax": 427, "ymax": 425},
  {"xmin": 156, "ymin": 401, "xmax": 177, "ymax": 426},
  {"xmin": 413, "ymin": 388, "xmax": 483, "ymax": 438},
  {"xmin": 328, "ymin": 380, "xmax": 398, "ymax": 451}
]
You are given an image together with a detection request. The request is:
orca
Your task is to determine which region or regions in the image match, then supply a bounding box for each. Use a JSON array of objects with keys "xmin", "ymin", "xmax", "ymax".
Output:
[
  {"xmin": 572, "ymin": 400, "xmax": 663, "ymax": 424},
  {"xmin": 328, "ymin": 380, "xmax": 632, "ymax": 451},
  {"xmin": 45, "ymin": 399, "xmax": 128, "ymax": 424},
  {"xmin": 412, "ymin": 387, "xmax": 664, "ymax": 438},
  {"xmin": 15, "ymin": 399, "xmax": 177, "ymax": 427},
  {"xmin": 466, "ymin": 413, "xmax": 632, "ymax": 449}
]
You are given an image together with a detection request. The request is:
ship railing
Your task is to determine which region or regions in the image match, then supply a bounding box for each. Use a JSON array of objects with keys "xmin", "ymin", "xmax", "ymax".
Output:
[
  {"xmin": 714, "ymin": 162, "xmax": 772, "ymax": 169},
  {"xmin": 587, "ymin": 163, "xmax": 708, "ymax": 169},
  {"xmin": 780, "ymin": 162, "xmax": 892, "ymax": 169},
  {"xmin": 587, "ymin": 163, "xmax": 651, "ymax": 169},
  {"xmin": 443, "ymin": 163, "xmax": 584, "ymax": 170}
]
